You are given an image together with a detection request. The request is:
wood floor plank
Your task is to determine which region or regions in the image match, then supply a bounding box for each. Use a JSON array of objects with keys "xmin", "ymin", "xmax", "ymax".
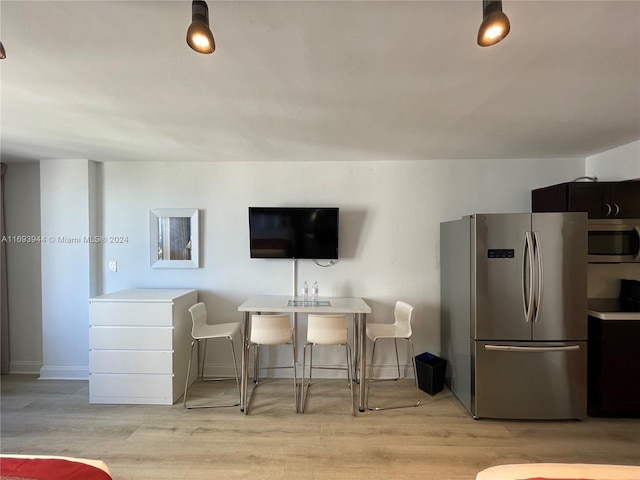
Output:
[{"xmin": 1, "ymin": 375, "xmax": 638, "ymax": 480}]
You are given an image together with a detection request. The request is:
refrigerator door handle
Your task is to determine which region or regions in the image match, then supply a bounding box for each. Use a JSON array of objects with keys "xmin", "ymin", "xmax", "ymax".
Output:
[
  {"xmin": 522, "ymin": 232, "xmax": 535, "ymax": 323},
  {"xmin": 533, "ymin": 231, "xmax": 544, "ymax": 323},
  {"xmin": 485, "ymin": 345, "xmax": 581, "ymax": 352}
]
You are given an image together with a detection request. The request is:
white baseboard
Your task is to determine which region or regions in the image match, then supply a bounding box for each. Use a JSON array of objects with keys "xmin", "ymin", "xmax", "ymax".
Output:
[
  {"xmin": 39, "ymin": 365, "xmax": 89, "ymax": 380},
  {"xmin": 9, "ymin": 361, "xmax": 42, "ymax": 375},
  {"xmin": 201, "ymin": 364, "xmax": 242, "ymax": 378},
  {"xmin": 200, "ymin": 363, "xmax": 415, "ymax": 379},
  {"xmin": 367, "ymin": 363, "xmax": 415, "ymax": 379}
]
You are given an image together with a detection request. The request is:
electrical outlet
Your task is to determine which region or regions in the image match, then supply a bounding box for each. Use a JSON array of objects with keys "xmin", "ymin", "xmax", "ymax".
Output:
[{"xmin": 108, "ymin": 261, "xmax": 117, "ymax": 272}]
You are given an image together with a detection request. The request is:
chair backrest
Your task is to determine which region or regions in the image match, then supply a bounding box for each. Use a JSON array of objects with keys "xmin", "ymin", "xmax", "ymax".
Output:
[
  {"xmin": 393, "ymin": 301, "xmax": 414, "ymax": 338},
  {"xmin": 250, "ymin": 314, "xmax": 292, "ymax": 345},
  {"xmin": 188, "ymin": 302, "xmax": 208, "ymax": 339},
  {"xmin": 307, "ymin": 314, "xmax": 348, "ymax": 345}
]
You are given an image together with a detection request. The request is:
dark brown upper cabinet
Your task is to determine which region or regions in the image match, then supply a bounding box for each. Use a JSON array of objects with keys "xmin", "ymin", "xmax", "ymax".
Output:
[{"xmin": 532, "ymin": 180, "xmax": 640, "ymax": 219}]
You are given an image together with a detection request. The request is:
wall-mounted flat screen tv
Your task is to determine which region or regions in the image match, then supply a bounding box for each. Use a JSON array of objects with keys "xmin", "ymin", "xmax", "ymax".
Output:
[{"xmin": 249, "ymin": 207, "xmax": 339, "ymax": 259}]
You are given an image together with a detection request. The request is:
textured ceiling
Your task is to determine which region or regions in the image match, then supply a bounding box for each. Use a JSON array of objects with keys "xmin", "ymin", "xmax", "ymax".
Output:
[{"xmin": 1, "ymin": 0, "xmax": 639, "ymax": 163}]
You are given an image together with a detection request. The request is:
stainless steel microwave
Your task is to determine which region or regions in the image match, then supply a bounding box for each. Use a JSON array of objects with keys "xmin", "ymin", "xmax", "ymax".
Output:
[{"xmin": 588, "ymin": 219, "xmax": 640, "ymax": 263}]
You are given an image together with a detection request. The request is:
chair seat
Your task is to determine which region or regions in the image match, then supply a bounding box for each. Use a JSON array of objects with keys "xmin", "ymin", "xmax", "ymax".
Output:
[{"xmin": 193, "ymin": 322, "xmax": 240, "ymax": 340}]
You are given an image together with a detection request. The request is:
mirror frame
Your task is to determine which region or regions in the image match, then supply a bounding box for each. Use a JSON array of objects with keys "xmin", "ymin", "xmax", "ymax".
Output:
[{"xmin": 149, "ymin": 208, "xmax": 200, "ymax": 269}]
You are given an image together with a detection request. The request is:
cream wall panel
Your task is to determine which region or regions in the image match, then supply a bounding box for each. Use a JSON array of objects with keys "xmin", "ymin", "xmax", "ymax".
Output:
[{"xmin": 4, "ymin": 163, "xmax": 42, "ymax": 374}]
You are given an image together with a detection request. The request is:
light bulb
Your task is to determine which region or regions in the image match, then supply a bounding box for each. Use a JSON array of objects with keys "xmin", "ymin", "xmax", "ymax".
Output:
[
  {"xmin": 477, "ymin": 1, "xmax": 510, "ymax": 47},
  {"xmin": 187, "ymin": 1, "xmax": 215, "ymax": 54},
  {"xmin": 483, "ymin": 25, "xmax": 505, "ymax": 41}
]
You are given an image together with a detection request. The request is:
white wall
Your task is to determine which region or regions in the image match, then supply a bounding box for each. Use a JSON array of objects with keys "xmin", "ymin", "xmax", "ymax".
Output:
[
  {"xmin": 4, "ymin": 155, "xmax": 601, "ymax": 377},
  {"xmin": 586, "ymin": 140, "xmax": 640, "ymax": 181},
  {"xmin": 4, "ymin": 163, "xmax": 42, "ymax": 374},
  {"xmin": 6, "ymin": 140, "xmax": 638, "ymax": 377},
  {"xmin": 39, "ymin": 159, "xmax": 98, "ymax": 379},
  {"xmin": 98, "ymin": 158, "xmax": 584, "ymax": 372}
]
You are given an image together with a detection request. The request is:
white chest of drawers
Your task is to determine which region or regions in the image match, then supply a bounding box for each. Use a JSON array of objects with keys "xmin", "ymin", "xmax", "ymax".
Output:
[{"xmin": 89, "ymin": 288, "xmax": 198, "ymax": 405}]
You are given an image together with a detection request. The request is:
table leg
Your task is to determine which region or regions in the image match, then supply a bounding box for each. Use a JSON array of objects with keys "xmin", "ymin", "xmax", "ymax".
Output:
[
  {"xmin": 350, "ymin": 314, "xmax": 357, "ymax": 382},
  {"xmin": 358, "ymin": 312, "xmax": 367, "ymax": 412},
  {"xmin": 293, "ymin": 313, "xmax": 300, "ymax": 413},
  {"xmin": 241, "ymin": 311, "xmax": 250, "ymax": 413}
]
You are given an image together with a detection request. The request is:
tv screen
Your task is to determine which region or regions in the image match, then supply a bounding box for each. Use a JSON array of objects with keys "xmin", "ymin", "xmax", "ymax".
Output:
[{"xmin": 249, "ymin": 207, "xmax": 339, "ymax": 259}]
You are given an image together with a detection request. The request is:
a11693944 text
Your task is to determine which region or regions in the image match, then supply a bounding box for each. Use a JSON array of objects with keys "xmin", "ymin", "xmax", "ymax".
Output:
[{"xmin": 1, "ymin": 235, "xmax": 129, "ymax": 244}]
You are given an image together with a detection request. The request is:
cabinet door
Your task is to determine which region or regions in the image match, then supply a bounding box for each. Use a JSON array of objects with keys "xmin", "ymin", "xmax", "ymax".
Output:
[
  {"xmin": 610, "ymin": 182, "xmax": 640, "ymax": 218},
  {"xmin": 567, "ymin": 183, "xmax": 611, "ymax": 218}
]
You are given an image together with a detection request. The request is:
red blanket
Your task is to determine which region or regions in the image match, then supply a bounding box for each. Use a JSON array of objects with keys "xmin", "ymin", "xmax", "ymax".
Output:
[{"xmin": 0, "ymin": 457, "xmax": 112, "ymax": 480}]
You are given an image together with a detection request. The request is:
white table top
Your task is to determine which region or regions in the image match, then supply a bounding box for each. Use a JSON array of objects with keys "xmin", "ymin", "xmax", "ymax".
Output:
[{"xmin": 238, "ymin": 295, "xmax": 371, "ymax": 314}]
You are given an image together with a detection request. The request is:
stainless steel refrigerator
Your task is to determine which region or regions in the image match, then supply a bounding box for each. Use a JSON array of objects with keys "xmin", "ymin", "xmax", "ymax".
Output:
[{"xmin": 440, "ymin": 213, "xmax": 588, "ymax": 420}]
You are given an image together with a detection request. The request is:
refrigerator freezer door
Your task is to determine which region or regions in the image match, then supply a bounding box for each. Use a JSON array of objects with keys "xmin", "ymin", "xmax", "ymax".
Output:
[
  {"xmin": 473, "ymin": 214, "xmax": 533, "ymax": 341},
  {"xmin": 473, "ymin": 340, "xmax": 587, "ymax": 419},
  {"xmin": 531, "ymin": 213, "xmax": 588, "ymax": 341}
]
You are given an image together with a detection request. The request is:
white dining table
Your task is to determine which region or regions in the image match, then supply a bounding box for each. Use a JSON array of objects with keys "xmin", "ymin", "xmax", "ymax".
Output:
[{"xmin": 237, "ymin": 295, "xmax": 372, "ymax": 413}]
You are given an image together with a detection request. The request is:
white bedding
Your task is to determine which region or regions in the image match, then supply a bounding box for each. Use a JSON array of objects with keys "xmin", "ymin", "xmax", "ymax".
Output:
[{"xmin": 476, "ymin": 463, "xmax": 640, "ymax": 480}]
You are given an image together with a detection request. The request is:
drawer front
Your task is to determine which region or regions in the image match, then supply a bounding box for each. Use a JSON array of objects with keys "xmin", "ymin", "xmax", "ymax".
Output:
[
  {"xmin": 90, "ymin": 302, "xmax": 174, "ymax": 326},
  {"xmin": 90, "ymin": 350, "xmax": 173, "ymax": 374},
  {"xmin": 474, "ymin": 340, "xmax": 587, "ymax": 419},
  {"xmin": 90, "ymin": 326, "xmax": 173, "ymax": 350},
  {"xmin": 89, "ymin": 374, "xmax": 174, "ymax": 405}
]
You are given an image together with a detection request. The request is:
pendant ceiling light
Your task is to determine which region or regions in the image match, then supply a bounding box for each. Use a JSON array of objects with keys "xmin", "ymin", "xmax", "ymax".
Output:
[
  {"xmin": 477, "ymin": 0, "xmax": 510, "ymax": 47},
  {"xmin": 0, "ymin": 41, "xmax": 6, "ymax": 60},
  {"xmin": 187, "ymin": 0, "xmax": 215, "ymax": 54}
]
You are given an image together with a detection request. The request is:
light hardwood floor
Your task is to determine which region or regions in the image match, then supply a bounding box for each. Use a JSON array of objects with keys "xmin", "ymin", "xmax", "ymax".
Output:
[{"xmin": 1, "ymin": 374, "xmax": 638, "ymax": 479}]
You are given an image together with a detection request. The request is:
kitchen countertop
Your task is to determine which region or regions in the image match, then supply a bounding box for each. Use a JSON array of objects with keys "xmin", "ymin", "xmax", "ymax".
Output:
[{"xmin": 588, "ymin": 298, "xmax": 640, "ymax": 320}]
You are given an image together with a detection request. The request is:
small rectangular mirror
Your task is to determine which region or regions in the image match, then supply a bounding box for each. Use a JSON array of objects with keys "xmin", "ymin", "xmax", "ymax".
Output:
[{"xmin": 150, "ymin": 208, "xmax": 199, "ymax": 268}]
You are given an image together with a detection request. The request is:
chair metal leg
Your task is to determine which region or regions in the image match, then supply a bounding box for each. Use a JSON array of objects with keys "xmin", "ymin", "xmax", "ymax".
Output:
[
  {"xmin": 292, "ymin": 342, "xmax": 298, "ymax": 413},
  {"xmin": 200, "ymin": 339, "xmax": 207, "ymax": 379},
  {"xmin": 253, "ymin": 345, "xmax": 260, "ymax": 384},
  {"xmin": 184, "ymin": 337, "xmax": 241, "ymax": 410},
  {"xmin": 394, "ymin": 338, "xmax": 401, "ymax": 379},
  {"xmin": 183, "ymin": 339, "xmax": 198, "ymax": 409},
  {"xmin": 366, "ymin": 337, "xmax": 421, "ymax": 411},
  {"xmin": 229, "ymin": 338, "xmax": 241, "ymax": 401},
  {"xmin": 302, "ymin": 342, "xmax": 354, "ymax": 416},
  {"xmin": 346, "ymin": 343, "xmax": 355, "ymax": 416},
  {"xmin": 301, "ymin": 343, "xmax": 312, "ymax": 412},
  {"xmin": 246, "ymin": 342, "xmax": 298, "ymax": 414},
  {"xmin": 352, "ymin": 317, "xmax": 360, "ymax": 383}
]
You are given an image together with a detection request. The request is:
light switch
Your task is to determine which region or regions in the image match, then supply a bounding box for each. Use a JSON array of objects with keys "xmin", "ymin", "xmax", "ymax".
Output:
[{"xmin": 108, "ymin": 261, "xmax": 117, "ymax": 272}]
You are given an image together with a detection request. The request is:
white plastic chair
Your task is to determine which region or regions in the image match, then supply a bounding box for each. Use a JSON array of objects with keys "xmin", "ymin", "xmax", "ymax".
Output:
[
  {"xmin": 366, "ymin": 301, "xmax": 421, "ymax": 410},
  {"xmin": 183, "ymin": 302, "xmax": 241, "ymax": 409},
  {"xmin": 247, "ymin": 314, "xmax": 298, "ymax": 413},
  {"xmin": 301, "ymin": 314, "xmax": 355, "ymax": 415}
]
